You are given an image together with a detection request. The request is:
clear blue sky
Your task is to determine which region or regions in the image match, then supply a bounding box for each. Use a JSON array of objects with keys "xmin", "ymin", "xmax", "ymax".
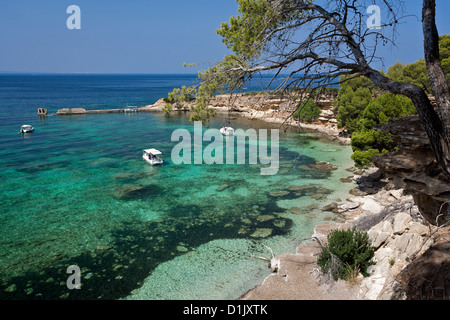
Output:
[{"xmin": 0, "ymin": 0, "xmax": 449, "ymax": 74}]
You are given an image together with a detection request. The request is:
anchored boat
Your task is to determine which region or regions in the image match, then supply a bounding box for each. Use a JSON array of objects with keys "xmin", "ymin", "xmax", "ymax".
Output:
[
  {"xmin": 220, "ymin": 127, "xmax": 235, "ymax": 136},
  {"xmin": 143, "ymin": 148, "xmax": 163, "ymax": 166},
  {"xmin": 19, "ymin": 125, "xmax": 34, "ymax": 134}
]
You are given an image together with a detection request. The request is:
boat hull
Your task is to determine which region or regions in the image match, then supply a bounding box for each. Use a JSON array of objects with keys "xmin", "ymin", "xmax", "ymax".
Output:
[
  {"xmin": 143, "ymin": 155, "xmax": 163, "ymax": 166},
  {"xmin": 19, "ymin": 128, "xmax": 34, "ymax": 134}
]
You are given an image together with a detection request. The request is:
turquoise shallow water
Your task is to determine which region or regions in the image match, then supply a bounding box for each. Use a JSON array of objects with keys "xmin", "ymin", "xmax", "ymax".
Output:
[
  {"xmin": 0, "ymin": 111, "xmax": 354, "ymax": 300},
  {"xmin": 0, "ymin": 74, "xmax": 355, "ymax": 300}
]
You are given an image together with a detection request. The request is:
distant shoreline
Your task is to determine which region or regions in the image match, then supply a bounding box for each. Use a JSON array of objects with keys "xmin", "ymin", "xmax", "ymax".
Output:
[{"xmin": 140, "ymin": 93, "xmax": 351, "ymax": 145}]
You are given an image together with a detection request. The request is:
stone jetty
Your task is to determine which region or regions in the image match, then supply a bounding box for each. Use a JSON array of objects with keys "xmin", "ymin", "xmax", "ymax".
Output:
[{"xmin": 55, "ymin": 108, "xmax": 147, "ymax": 115}]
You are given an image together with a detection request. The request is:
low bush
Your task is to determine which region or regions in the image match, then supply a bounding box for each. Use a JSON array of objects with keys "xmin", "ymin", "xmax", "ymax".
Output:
[{"xmin": 317, "ymin": 228, "xmax": 375, "ymax": 281}]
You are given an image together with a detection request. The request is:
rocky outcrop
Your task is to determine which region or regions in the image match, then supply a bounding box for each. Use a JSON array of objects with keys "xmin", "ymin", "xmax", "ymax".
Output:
[
  {"xmin": 56, "ymin": 108, "xmax": 87, "ymax": 115},
  {"xmin": 353, "ymin": 192, "xmax": 434, "ymax": 300},
  {"xmin": 373, "ymin": 115, "xmax": 450, "ymax": 226},
  {"xmin": 142, "ymin": 93, "xmax": 351, "ymax": 145},
  {"xmin": 241, "ymin": 165, "xmax": 445, "ymax": 300},
  {"xmin": 393, "ymin": 225, "xmax": 450, "ymax": 300}
]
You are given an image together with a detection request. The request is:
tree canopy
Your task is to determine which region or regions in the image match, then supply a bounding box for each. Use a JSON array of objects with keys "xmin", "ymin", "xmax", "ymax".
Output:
[{"xmin": 165, "ymin": 0, "xmax": 450, "ymax": 176}]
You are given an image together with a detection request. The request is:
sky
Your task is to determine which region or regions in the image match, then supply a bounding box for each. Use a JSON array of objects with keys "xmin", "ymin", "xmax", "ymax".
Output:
[{"xmin": 0, "ymin": 0, "xmax": 449, "ymax": 74}]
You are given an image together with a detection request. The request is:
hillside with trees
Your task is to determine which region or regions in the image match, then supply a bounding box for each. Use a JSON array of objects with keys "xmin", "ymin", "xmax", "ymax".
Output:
[{"xmin": 337, "ymin": 33, "xmax": 449, "ymax": 167}]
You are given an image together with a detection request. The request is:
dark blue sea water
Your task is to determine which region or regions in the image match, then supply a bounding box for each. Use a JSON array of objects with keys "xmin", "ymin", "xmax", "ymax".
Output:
[{"xmin": 0, "ymin": 74, "xmax": 353, "ymax": 300}]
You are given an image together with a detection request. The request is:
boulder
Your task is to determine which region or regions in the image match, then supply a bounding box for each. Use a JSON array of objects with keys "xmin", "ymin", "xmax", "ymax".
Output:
[
  {"xmin": 360, "ymin": 197, "xmax": 383, "ymax": 214},
  {"xmin": 407, "ymin": 221, "xmax": 429, "ymax": 236},
  {"xmin": 389, "ymin": 189, "xmax": 404, "ymax": 200},
  {"xmin": 349, "ymin": 188, "xmax": 368, "ymax": 197},
  {"xmin": 368, "ymin": 220, "xmax": 393, "ymax": 249},
  {"xmin": 404, "ymin": 233, "xmax": 423, "ymax": 257},
  {"xmin": 393, "ymin": 211, "xmax": 412, "ymax": 235},
  {"xmin": 338, "ymin": 202, "xmax": 361, "ymax": 212},
  {"xmin": 322, "ymin": 202, "xmax": 338, "ymax": 211}
]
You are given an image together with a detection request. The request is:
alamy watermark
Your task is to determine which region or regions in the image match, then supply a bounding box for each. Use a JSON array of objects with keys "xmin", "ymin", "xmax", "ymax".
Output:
[
  {"xmin": 171, "ymin": 122, "xmax": 280, "ymax": 176},
  {"xmin": 66, "ymin": 265, "xmax": 81, "ymax": 290},
  {"xmin": 67, "ymin": 5, "xmax": 81, "ymax": 30},
  {"xmin": 65, "ymin": 4, "xmax": 381, "ymax": 31},
  {"xmin": 367, "ymin": 5, "xmax": 382, "ymax": 30}
]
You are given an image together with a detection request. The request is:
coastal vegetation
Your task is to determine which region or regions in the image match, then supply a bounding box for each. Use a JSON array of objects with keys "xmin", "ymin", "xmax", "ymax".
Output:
[
  {"xmin": 317, "ymin": 228, "xmax": 374, "ymax": 281},
  {"xmin": 165, "ymin": 0, "xmax": 449, "ymax": 180},
  {"xmin": 293, "ymin": 100, "xmax": 321, "ymax": 122},
  {"xmin": 338, "ymin": 33, "xmax": 449, "ymax": 167},
  {"xmin": 160, "ymin": 1, "xmax": 450, "ymax": 292}
]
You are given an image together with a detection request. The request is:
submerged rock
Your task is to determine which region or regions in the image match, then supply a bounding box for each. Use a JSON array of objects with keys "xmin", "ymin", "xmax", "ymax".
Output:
[
  {"xmin": 311, "ymin": 193, "xmax": 325, "ymax": 200},
  {"xmin": 289, "ymin": 207, "xmax": 307, "ymax": 215},
  {"xmin": 322, "ymin": 202, "xmax": 338, "ymax": 211},
  {"xmin": 250, "ymin": 228, "xmax": 273, "ymax": 238},
  {"xmin": 269, "ymin": 190, "xmax": 290, "ymax": 197},
  {"xmin": 176, "ymin": 245, "xmax": 188, "ymax": 252},
  {"xmin": 113, "ymin": 171, "xmax": 147, "ymax": 181},
  {"xmin": 273, "ymin": 219, "xmax": 286, "ymax": 228},
  {"xmin": 257, "ymin": 215, "xmax": 275, "ymax": 222},
  {"xmin": 217, "ymin": 184, "xmax": 230, "ymax": 192},
  {"xmin": 112, "ymin": 184, "xmax": 162, "ymax": 200},
  {"xmin": 309, "ymin": 161, "xmax": 338, "ymax": 171},
  {"xmin": 289, "ymin": 185, "xmax": 317, "ymax": 192}
]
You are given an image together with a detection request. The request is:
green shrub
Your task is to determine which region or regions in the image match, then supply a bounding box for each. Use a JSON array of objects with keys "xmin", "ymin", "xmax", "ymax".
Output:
[
  {"xmin": 351, "ymin": 129, "xmax": 395, "ymax": 152},
  {"xmin": 317, "ymin": 228, "xmax": 374, "ymax": 281},
  {"xmin": 293, "ymin": 100, "xmax": 321, "ymax": 121},
  {"xmin": 351, "ymin": 149, "xmax": 383, "ymax": 168},
  {"xmin": 350, "ymin": 129, "xmax": 395, "ymax": 167}
]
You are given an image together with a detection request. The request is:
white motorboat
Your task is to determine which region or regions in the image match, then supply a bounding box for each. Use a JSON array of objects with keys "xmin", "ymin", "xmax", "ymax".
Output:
[
  {"xmin": 19, "ymin": 125, "xmax": 34, "ymax": 134},
  {"xmin": 143, "ymin": 148, "xmax": 163, "ymax": 166},
  {"xmin": 220, "ymin": 127, "xmax": 235, "ymax": 136}
]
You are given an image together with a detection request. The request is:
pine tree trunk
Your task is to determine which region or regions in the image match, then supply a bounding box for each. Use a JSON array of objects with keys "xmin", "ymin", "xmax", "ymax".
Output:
[
  {"xmin": 422, "ymin": 0, "xmax": 450, "ymax": 177},
  {"xmin": 365, "ymin": 69, "xmax": 450, "ymax": 177}
]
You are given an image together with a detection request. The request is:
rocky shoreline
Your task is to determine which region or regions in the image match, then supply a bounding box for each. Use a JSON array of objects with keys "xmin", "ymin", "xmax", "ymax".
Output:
[
  {"xmin": 143, "ymin": 93, "xmax": 448, "ymax": 300},
  {"xmin": 240, "ymin": 166, "xmax": 445, "ymax": 300},
  {"xmin": 140, "ymin": 92, "xmax": 351, "ymax": 145}
]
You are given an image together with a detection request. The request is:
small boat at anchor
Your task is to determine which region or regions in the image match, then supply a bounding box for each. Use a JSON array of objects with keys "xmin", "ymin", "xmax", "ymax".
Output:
[
  {"xmin": 220, "ymin": 127, "xmax": 235, "ymax": 136},
  {"xmin": 143, "ymin": 148, "xmax": 163, "ymax": 166},
  {"xmin": 18, "ymin": 125, "xmax": 34, "ymax": 134}
]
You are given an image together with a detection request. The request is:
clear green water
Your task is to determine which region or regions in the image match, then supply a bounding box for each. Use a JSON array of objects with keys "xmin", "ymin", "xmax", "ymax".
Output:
[{"xmin": 0, "ymin": 111, "xmax": 354, "ymax": 300}]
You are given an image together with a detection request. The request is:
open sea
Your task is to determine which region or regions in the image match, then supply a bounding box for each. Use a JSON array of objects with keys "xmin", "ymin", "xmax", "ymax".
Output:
[{"xmin": 0, "ymin": 74, "xmax": 354, "ymax": 300}]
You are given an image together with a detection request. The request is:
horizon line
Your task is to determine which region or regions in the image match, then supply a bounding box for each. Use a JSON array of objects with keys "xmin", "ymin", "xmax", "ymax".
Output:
[{"xmin": 0, "ymin": 71, "xmax": 202, "ymax": 76}]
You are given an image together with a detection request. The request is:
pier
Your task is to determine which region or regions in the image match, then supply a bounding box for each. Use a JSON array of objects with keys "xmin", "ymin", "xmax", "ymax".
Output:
[{"xmin": 55, "ymin": 108, "xmax": 144, "ymax": 115}]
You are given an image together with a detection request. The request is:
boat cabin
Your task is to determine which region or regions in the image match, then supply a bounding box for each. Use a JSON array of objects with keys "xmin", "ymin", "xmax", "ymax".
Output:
[
  {"xmin": 19, "ymin": 125, "xmax": 34, "ymax": 134},
  {"xmin": 143, "ymin": 148, "xmax": 163, "ymax": 165}
]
